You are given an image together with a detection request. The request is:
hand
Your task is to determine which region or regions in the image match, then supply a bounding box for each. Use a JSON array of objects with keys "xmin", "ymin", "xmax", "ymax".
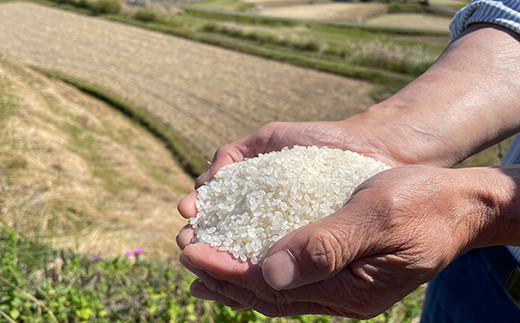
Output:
[
  {"xmin": 177, "ymin": 118, "xmax": 417, "ymax": 253},
  {"xmin": 178, "ymin": 163, "xmax": 498, "ymax": 318},
  {"xmin": 177, "ymin": 119, "xmax": 409, "ymax": 241}
]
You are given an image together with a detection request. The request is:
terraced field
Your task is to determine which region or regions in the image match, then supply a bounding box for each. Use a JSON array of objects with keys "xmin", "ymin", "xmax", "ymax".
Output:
[
  {"xmin": 258, "ymin": 2, "xmax": 387, "ymax": 22},
  {"xmin": 0, "ymin": 59, "xmax": 194, "ymax": 260},
  {"xmin": 365, "ymin": 13, "xmax": 452, "ymax": 31},
  {"xmin": 0, "ymin": 2, "xmax": 375, "ymax": 162}
]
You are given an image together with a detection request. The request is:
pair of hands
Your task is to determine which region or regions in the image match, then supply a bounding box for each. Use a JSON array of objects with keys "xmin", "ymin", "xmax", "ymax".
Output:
[{"xmin": 176, "ymin": 120, "xmax": 490, "ymax": 318}]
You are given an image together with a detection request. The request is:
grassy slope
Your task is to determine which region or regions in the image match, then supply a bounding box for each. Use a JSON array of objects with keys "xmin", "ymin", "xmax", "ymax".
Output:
[
  {"xmin": 0, "ymin": 58, "xmax": 193, "ymax": 260},
  {"xmin": 0, "ymin": 56, "xmax": 426, "ymax": 323}
]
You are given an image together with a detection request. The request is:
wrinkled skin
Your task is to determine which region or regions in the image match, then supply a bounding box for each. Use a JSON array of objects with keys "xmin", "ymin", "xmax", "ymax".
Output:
[
  {"xmin": 177, "ymin": 122, "xmax": 492, "ymax": 318},
  {"xmin": 176, "ymin": 24, "xmax": 520, "ymax": 319}
]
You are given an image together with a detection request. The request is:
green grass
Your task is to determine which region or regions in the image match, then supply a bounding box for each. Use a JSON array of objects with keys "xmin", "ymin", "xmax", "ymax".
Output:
[
  {"xmin": 190, "ymin": 0, "xmax": 255, "ymax": 12},
  {"xmin": 0, "ymin": 225, "xmax": 424, "ymax": 322},
  {"xmin": 0, "ymin": 83, "xmax": 17, "ymax": 122},
  {"xmin": 445, "ymin": 3, "xmax": 467, "ymax": 10},
  {"xmin": 389, "ymin": 2, "xmax": 424, "ymax": 14},
  {"xmin": 32, "ymin": 68, "xmax": 208, "ymax": 178},
  {"xmin": 184, "ymin": 7, "xmax": 299, "ymax": 26}
]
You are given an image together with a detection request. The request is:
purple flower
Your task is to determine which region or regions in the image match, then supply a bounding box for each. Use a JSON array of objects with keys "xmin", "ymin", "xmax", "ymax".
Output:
[
  {"xmin": 89, "ymin": 255, "xmax": 102, "ymax": 261},
  {"xmin": 124, "ymin": 250, "xmax": 133, "ymax": 258},
  {"xmin": 133, "ymin": 248, "xmax": 143, "ymax": 256}
]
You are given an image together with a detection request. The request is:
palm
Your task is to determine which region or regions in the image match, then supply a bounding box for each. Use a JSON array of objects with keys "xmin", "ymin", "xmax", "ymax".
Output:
[{"xmin": 176, "ymin": 122, "xmax": 455, "ymax": 318}]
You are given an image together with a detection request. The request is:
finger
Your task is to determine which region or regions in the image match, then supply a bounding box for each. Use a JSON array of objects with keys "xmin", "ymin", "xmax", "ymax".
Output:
[
  {"xmin": 190, "ymin": 279, "xmax": 248, "ymax": 311},
  {"xmin": 180, "ymin": 243, "xmax": 379, "ymax": 317},
  {"xmin": 176, "ymin": 225, "xmax": 195, "ymax": 250},
  {"xmin": 195, "ymin": 143, "xmax": 246, "ymax": 189},
  {"xmin": 194, "ymin": 122, "xmax": 291, "ymax": 189},
  {"xmin": 261, "ymin": 205, "xmax": 368, "ymax": 290},
  {"xmin": 191, "ymin": 273, "xmax": 345, "ymax": 317},
  {"xmin": 181, "ymin": 243, "xmax": 321, "ymax": 305},
  {"xmin": 178, "ymin": 191, "xmax": 198, "ymax": 218},
  {"xmin": 181, "ymin": 243, "xmax": 252, "ymax": 281}
]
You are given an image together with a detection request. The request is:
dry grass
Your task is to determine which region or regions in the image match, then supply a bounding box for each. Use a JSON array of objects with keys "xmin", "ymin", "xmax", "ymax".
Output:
[
  {"xmin": 259, "ymin": 3, "xmax": 387, "ymax": 22},
  {"xmin": 365, "ymin": 13, "xmax": 452, "ymax": 31},
  {"xmin": 0, "ymin": 58, "xmax": 193, "ymax": 260},
  {"xmin": 0, "ymin": 2, "xmax": 375, "ymax": 161}
]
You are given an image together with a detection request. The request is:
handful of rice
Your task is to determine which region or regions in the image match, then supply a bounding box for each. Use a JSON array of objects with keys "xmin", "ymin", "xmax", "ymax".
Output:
[{"xmin": 190, "ymin": 146, "xmax": 389, "ymax": 264}]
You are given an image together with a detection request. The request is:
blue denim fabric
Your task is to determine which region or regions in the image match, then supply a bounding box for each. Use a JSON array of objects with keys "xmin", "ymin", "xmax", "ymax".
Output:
[{"xmin": 421, "ymin": 247, "xmax": 520, "ymax": 323}]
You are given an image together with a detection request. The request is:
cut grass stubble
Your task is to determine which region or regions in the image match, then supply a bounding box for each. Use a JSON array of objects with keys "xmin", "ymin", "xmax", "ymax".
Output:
[{"xmin": 33, "ymin": 68, "xmax": 208, "ymax": 178}]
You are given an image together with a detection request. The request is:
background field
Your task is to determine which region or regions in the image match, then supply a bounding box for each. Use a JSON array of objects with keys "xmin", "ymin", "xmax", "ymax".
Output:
[
  {"xmin": 0, "ymin": 58, "xmax": 193, "ymax": 260},
  {"xmin": 0, "ymin": 0, "xmax": 505, "ymax": 321},
  {"xmin": 258, "ymin": 3, "xmax": 387, "ymax": 22},
  {"xmin": 365, "ymin": 13, "xmax": 452, "ymax": 31},
  {"xmin": 0, "ymin": 2, "xmax": 378, "ymax": 164}
]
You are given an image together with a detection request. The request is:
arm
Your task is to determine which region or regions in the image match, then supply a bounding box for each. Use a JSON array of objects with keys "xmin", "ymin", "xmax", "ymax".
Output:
[
  {"xmin": 192, "ymin": 24, "xmax": 520, "ymax": 189},
  {"xmin": 178, "ymin": 24, "xmax": 520, "ymax": 318},
  {"xmin": 339, "ymin": 24, "xmax": 520, "ymax": 168}
]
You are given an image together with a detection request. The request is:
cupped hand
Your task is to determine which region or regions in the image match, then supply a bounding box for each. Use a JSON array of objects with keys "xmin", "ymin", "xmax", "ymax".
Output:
[
  {"xmin": 177, "ymin": 119, "xmax": 403, "ymax": 248},
  {"xmin": 178, "ymin": 161, "xmax": 491, "ymax": 318},
  {"xmin": 177, "ymin": 118, "xmax": 408, "ymax": 241}
]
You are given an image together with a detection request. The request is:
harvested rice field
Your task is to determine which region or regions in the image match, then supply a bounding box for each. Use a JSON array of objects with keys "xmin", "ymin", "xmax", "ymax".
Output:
[
  {"xmin": 365, "ymin": 13, "xmax": 452, "ymax": 31},
  {"xmin": 0, "ymin": 59, "xmax": 194, "ymax": 260},
  {"xmin": 258, "ymin": 2, "xmax": 387, "ymax": 21},
  {"xmin": 0, "ymin": 2, "xmax": 375, "ymax": 161}
]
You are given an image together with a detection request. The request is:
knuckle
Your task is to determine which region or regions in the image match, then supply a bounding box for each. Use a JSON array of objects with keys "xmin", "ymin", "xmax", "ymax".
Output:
[
  {"xmin": 254, "ymin": 122, "xmax": 284, "ymax": 146},
  {"xmin": 307, "ymin": 229, "xmax": 345, "ymax": 275}
]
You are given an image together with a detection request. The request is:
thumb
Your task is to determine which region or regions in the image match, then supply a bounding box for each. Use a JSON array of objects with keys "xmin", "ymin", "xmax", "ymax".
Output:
[{"xmin": 261, "ymin": 210, "xmax": 366, "ymax": 290}]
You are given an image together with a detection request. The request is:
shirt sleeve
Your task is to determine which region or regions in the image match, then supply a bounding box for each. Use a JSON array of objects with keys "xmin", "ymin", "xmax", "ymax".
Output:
[{"xmin": 450, "ymin": 0, "xmax": 520, "ymax": 41}]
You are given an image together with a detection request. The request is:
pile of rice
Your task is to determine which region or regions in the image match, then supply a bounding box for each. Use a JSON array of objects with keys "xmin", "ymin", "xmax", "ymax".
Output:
[{"xmin": 189, "ymin": 146, "xmax": 389, "ymax": 264}]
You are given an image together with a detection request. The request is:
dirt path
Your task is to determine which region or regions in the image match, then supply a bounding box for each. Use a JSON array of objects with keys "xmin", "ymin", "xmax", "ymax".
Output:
[{"xmin": 0, "ymin": 2, "xmax": 374, "ymax": 161}]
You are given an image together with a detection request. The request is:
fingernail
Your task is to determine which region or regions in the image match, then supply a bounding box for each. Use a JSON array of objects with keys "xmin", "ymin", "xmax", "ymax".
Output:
[{"xmin": 262, "ymin": 249, "xmax": 298, "ymax": 290}]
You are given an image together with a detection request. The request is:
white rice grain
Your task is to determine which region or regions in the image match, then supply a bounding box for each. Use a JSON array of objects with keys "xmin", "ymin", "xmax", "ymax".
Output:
[{"xmin": 191, "ymin": 146, "xmax": 389, "ymax": 264}]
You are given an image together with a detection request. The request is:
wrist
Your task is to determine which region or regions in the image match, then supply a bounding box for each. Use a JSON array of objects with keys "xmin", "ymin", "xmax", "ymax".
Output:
[
  {"xmin": 338, "ymin": 102, "xmax": 461, "ymax": 167},
  {"xmin": 454, "ymin": 166, "xmax": 520, "ymax": 251}
]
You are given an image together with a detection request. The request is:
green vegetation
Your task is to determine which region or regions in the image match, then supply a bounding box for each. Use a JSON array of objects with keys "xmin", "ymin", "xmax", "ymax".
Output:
[
  {"xmin": 183, "ymin": 7, "xmax": 299, "ymax": 27},
  {"xmin": 89, "ymin": 0, "xmax": 121, "ymax": 15},
  {"xmin": 134, "ymin": 8, "xmax": 160, "ymax": 23},
  {"xmin": 387, "ymin": 2, "xmax": 426, "ymax": 14},
  {"xmin": 0, "ymin": 226, "xmax": 425, "ymax": 322},
  {"xmin": 190, "ymin": 0, "xmax": 255, "ymax": 12},
  {"xmin": 42, "ymin": 0, "xmax": 121, "ymax": 15},
  {"xmin": 33, "ymin": 68, "xmax": 208, "ymax": 178},
  {"xmin": 0, "ymin": 82, "xmax": 17, "ymax": 122}
]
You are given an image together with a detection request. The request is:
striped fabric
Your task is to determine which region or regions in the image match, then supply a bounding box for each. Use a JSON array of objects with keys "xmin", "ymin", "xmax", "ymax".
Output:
[
  {"xmin": 450, "ymin": 0, "xmax": 520, "ymax": 41},
  {"xmin": 450, "ymin": 0, "xmax": 520, "ymax": 263}
]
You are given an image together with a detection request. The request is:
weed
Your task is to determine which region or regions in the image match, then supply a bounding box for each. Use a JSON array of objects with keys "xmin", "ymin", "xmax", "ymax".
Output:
[
  {"xmin": 0, "ymin": 226, "xmax": 426, "ymax": 321},
  {"xmin": 134, "ymin": 8, "xmax": 159, "ymax": 23},
  {"xmin": 88, "ymin": 0, "xmax": 121, "ymax": 15}
]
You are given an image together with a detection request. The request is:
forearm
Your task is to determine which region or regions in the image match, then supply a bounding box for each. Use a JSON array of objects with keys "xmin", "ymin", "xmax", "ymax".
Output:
[{"xmin": 341, "ymin": 24, "xmax": 520, "ymax": 168}]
